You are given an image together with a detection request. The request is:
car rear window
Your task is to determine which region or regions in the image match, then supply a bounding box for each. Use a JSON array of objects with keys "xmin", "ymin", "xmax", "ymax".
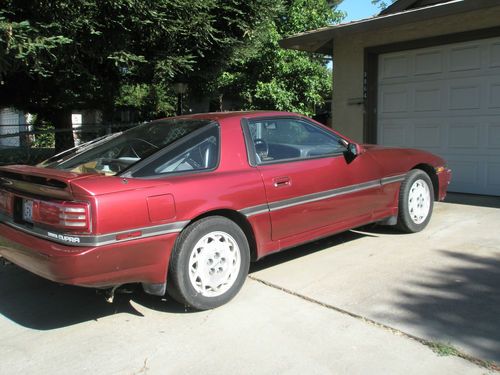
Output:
[{"xmin": 38, "ymin": 119, "xmax": 214, "ymax": 176}]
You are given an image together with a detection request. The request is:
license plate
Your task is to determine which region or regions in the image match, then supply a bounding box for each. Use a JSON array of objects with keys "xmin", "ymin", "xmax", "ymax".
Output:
[{"xmin": 22, "ymin": 199, "xmax": 33, "ymax": 223}]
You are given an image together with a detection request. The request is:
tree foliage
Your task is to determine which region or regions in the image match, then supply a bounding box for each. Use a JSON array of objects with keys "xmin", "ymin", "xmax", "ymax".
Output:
[
  {"xmin": 0, "ymin": 0, "xmax": 275, "ymax": 150},
  {"xmin": 1, "ymin": 0, "xmax": 343, "ymax": 152},
  {"xmin": 371, "ymin": 0, "xmax": 397, "ymax": 11},
  {"xmin": 211, "ymin": 0, "xmax": 344, "ymax": 116}
]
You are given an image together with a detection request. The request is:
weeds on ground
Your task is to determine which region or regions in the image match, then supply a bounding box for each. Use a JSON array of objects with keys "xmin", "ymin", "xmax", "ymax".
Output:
[{"xmin": 428, "ymin": 341, "xmax": 461, "ymax": 357}]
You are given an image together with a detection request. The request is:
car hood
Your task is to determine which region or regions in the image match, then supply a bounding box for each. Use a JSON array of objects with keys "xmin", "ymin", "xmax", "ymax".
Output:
[
  {"xmin": 362, "ymin": 144, "xmax": 406, "ymax": 152},
  {"xmin": 360, "ymin": 144, "xmax": 446, "ymax": 172}
]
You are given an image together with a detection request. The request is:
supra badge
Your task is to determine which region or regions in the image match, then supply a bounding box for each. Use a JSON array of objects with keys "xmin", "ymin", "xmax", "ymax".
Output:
[{"xmin": 47, "ymin": 232, "xmax": 81, "ymax": 244}]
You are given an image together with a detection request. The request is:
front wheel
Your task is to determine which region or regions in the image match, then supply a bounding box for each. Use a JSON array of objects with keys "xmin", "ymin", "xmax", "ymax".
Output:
[
  {"xmin": 167, "ymin": 216, "xmax": 250, "ymax": 310},
  {"xmin": 396, "ymin": 169, "xmax": 434, "ymax": 233}
]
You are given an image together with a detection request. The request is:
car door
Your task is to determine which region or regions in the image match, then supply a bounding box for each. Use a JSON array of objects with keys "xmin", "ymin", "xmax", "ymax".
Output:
[{"xmin": 244, "ymin": 117, "xmax": 391, "ymax": 241}]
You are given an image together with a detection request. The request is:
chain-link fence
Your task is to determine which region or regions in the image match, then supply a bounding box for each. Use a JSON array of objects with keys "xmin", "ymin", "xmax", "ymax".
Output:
[{"xmin": 0, "ymin": 123, "xmax": 139, "ymax": 166}]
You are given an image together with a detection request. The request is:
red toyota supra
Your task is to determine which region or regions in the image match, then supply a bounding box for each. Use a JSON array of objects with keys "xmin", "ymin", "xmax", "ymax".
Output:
[{"xmin": 0, "ymin": 111, "xmax": 451, "ymax": 309}]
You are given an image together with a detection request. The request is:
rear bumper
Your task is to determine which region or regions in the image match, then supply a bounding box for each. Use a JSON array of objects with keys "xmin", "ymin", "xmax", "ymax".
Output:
[
  {"xmin": 437, "ymin": 168, "xmax": 452, "ymax": 201},
  {"xmin": 0, "ymin": 223, "xmax": 178, "ymax": 288}
]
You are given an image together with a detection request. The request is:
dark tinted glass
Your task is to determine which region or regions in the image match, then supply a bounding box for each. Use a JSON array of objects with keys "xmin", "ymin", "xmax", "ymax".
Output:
[{"xmin": 39, "ymin": 119, "xmax": 213, "ymax": 175}]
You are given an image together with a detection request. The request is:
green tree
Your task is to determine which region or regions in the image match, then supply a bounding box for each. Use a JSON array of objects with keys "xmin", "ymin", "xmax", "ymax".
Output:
[
  {"xmin": 371, "ymin": 0, "xmax": 397, "ymax": 11},
  {"xmin": 0, "ymin": 0, "xmax": 275, "ymax": 151},
  {"xmin": 210, "ymin": 0, "xmax": 344, "ymax": 117}
]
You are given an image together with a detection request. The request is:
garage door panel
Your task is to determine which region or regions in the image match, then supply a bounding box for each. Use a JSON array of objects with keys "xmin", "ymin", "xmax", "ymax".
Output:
[
  {"xmin": 414, "ymin": 123, "xmax": 441, "ymax": 149},
  {"xmin": 489, "ymin": 42, "xmax": 500, "ymax": 67},
  {"xmin": 379, "ymin": 122, "xmax": 409, "ymax": 146},
  {"xmin": 487, "ymin": 123, "xmax": 500, "ymax": 148},
  {"xmin": 415, "ymin": 87, "xmax": 441, "ymax": 112},
  {"xmin": 381, "ymin": 54, "xmax": 409, "ymax": 79},
  {"xmin": 487, "ymin": 162, "xmax": 500, "ymax": 187},
  {"xmin": 415, "ymin": 50, "xmax": 443, "ymax": 75},
  {"xmin": 449, "ymin": 84, "xmax": 481, "ymax": 110},
  {"xmin": 381, "ymin": 88, "xmax": 409, "ymax": 113},
  {"xmin": 488, "ymin": 83, "xmax": 500, "ymax": 108},
  {"xmin": 448, "ymin": 123, "xmax": 480, "ymax": 149},
  {"xmin": 447, "ymin": 159, "xmax": 479, "ymax": 186},
  {"xmin": 450, "ymin": 44, "xmax": 481, "ymax": 72},
  {"xmin": 378, "ymin": 36, "xmax": 500, "ymax": 196}
]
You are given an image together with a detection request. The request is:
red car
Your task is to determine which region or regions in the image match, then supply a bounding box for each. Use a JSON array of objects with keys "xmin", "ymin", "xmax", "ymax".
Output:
[{"xmin": 0, "ymin": 111, "xmax": 451, "ymax": 309}]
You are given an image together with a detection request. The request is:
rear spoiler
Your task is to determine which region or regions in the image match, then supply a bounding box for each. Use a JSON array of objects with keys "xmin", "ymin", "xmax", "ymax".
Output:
[{"xmin": 0, "ymin": 165, "xmax": 92, "ymax": 200}]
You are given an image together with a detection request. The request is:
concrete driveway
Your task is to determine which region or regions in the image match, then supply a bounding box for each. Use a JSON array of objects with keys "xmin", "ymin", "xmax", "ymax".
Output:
[{"xmin": 0, "ymin": 195, "xmax": 499, "ymax": 374}]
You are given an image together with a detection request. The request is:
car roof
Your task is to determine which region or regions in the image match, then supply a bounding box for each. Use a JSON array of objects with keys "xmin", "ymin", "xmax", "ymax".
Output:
[{"xmin": 158, "ymin": 110, "xmax": 305, "ymax": 122}]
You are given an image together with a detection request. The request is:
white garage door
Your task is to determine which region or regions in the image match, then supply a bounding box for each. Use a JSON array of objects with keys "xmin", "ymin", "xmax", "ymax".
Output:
[{"xmin": 377, "ymin": 36, "xmax": 500, "ymax": 196}]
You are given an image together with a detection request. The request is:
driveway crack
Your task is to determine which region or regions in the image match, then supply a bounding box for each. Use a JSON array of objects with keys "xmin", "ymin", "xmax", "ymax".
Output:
[{"xmin": 248, "ymin": 275, "xmax": 499, "ymax": 372}]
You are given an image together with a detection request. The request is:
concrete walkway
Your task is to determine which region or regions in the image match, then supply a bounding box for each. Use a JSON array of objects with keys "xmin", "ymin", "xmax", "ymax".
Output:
[{"xmin": 0, "ymin": 197, "xmax": 498, "ymax": 374}]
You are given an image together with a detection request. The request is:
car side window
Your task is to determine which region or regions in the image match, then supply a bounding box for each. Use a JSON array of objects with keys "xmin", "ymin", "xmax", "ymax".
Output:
[
  {"xmin": 246, "ymin": 118, "xmax": 345, "ymax": 164},
  {"xmin": 131, "ymin": 125, "xmax": 219, "ymax": 177}
]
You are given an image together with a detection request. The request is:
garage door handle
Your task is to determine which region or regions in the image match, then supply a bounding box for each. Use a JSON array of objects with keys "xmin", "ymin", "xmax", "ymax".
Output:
[{"xmin": 273, "ymin": 177, "xmax": 291, "ymax": 187}]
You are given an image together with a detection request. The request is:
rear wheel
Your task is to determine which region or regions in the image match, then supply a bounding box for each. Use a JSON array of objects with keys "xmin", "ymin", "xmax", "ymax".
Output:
[
  {"xmin": 397, "ymin": 169, "xmax": 434, "ymax": 233},
  {"xmin": 167, "ymin": 216, "xmax": 250, "ymax": 310}
]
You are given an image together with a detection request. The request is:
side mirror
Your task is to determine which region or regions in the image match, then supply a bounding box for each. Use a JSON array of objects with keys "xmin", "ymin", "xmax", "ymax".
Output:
[
  {"xmin": 347, "ymin": 143, "xmax": 358, "ymax": 157},
  {"xmin": 338, "ymin": 139, "xmax": 361, "ymax": 160}
]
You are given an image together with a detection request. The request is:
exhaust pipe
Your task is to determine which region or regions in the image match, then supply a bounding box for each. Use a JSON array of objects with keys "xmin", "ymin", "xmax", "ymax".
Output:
[
  {"xmin": 1, "ymin": 256, "xmax": 11, "ymax": 266},
  {"xmin": 101, "ymin": 284, "xmax": 136, "ymax": 303}
]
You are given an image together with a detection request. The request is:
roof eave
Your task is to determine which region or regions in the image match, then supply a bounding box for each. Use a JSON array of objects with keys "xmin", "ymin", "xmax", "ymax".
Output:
[
  {"xmin": 379, "ymin": 0, "xmax": 420, "ymax": 16},
  {"xmin": 279, "ymin": 0, "xmax": 496, "ymax": 55}
]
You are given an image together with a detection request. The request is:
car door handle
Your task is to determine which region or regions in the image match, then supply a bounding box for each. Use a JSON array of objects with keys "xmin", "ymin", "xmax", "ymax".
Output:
[{"xmin": 273, "ymin": 176, "xmax": 291, "ymax": 187}]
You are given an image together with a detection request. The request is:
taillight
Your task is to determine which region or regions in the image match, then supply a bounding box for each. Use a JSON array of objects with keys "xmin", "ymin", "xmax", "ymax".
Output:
[
  {"xmin": 33, "ymin": 200, "xmax": 91, "ymax": 233},
  {"xmin": 0, "ymin": 190, "xmax": 13, "ymax": 214}
]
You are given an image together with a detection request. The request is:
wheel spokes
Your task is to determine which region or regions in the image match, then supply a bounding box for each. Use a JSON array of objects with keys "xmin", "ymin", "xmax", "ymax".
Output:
[
  {"xmin": 188, "ymin": 231, "xmax": 241, "ymax": 297},
  {"xmin": 408, "ymin": 179, "xmax": 431, "ymax": 224}
]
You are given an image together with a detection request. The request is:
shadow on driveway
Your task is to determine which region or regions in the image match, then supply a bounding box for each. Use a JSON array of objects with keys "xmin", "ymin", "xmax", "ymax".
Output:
[
  {"xmin": 250, "ymin": 230, "xmax": 367, "ymax": 273},
  {"xmin": 0, "ymin": 263, "xmax": 196, "ymax": 331},
  {"xmin": 0, "ymin": 230, "xmax": 366, "ymax": 330},
  {"xmin": 444, "ymin": 193, "xmax": 500, "ymax": 209},
  {"xmin": 387, "ymin": 249, "xmax": 500, "ymax": 363}
]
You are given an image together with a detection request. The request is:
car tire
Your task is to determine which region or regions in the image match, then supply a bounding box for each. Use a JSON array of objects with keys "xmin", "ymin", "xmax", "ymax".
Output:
[
  {"xmin": 396, "ymin": 169, "xmax": 434, "ymax": 233},
  {"xmin": 167, "ymin": 216, "xmax": 250, "ymax": 310}
]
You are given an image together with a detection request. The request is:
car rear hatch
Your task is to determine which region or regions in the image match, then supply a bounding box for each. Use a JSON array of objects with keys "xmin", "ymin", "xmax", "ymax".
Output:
[{"xmin": 0, "ymin": 165, "xmax": 97, "ymax": 239}]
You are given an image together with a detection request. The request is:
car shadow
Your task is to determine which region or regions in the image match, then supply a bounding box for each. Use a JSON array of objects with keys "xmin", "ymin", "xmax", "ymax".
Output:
[
  {"xmin": 0, "ymin": 262, "xmax": 198, "ymax": 331},
  {"xmin": 384, "ymin": 250, "xmax": 500, "ymax": 363},
  {"xmin": 0, "ymin": 230, "xmax": 367, "ymax": 330},
  {"xmin": 250, "ymin": 230, "xmax": 368, "ymax": 273}
]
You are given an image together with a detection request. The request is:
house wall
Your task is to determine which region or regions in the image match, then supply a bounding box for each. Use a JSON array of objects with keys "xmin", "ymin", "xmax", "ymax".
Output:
[{"xmin": 332, "ymin": 5, "xmax": 500, "ymax": 142}]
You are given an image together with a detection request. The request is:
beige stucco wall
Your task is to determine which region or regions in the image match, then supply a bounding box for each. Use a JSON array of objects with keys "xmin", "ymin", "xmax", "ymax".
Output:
[{"xmin": 331, "ymin": 5, "xmax": 500, "ymax": 142}]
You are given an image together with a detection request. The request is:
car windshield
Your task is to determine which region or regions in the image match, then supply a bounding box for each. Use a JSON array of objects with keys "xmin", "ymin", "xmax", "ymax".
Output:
[{"xmin": 39, "ymin": 119, "xmax": 213, "ymax": 175}]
